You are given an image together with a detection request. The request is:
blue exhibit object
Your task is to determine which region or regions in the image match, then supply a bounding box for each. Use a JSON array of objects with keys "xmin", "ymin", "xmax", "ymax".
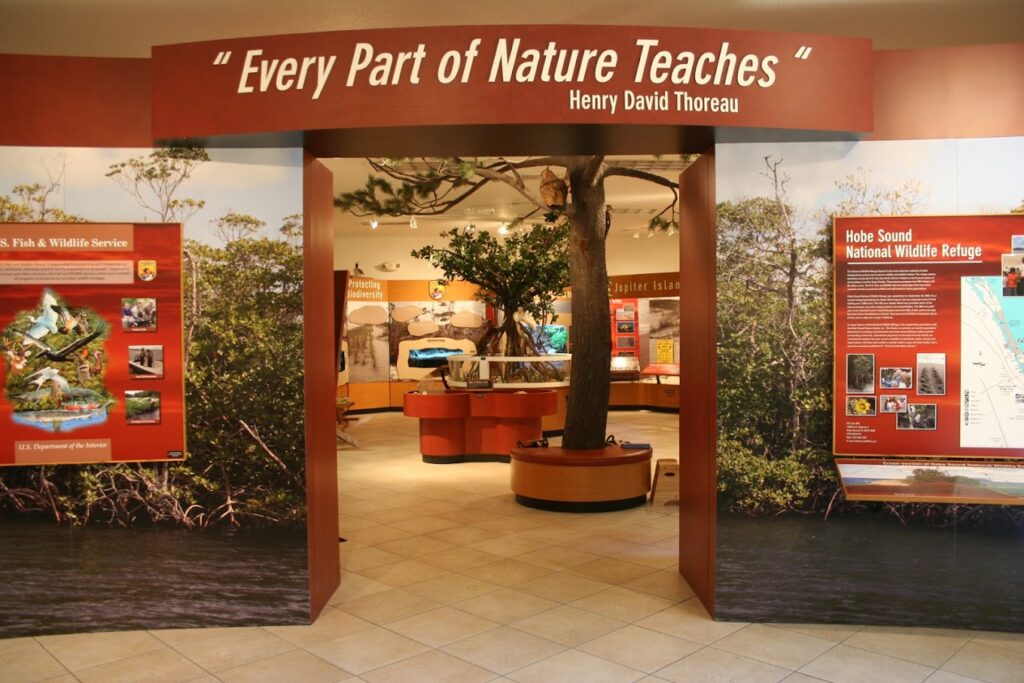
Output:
[{"xmin": 408, "ymin": 347, "xmax": 463, "ymax": 368}]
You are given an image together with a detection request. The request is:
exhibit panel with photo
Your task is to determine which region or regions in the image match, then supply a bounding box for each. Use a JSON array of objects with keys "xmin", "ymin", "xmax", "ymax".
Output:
[
  {"xmin": 715, "ymin": 136, "xmax": 1024, "ymax": 631},
  {"xmin": 0, "ymin": 146, "xmax": 310, "ymax": 636}
]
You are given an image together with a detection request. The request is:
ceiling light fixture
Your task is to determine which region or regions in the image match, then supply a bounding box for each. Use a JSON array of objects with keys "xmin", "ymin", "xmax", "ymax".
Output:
[
  {"xmin": 409, "ymin": 216, "xmax": 418, "ymax": 229},
  {"xmin": 497, "ymin": 223, "xmax": 509, "ymax": 235},
  {"xmin": 369, "ymin": 218, "xmax": 379, "ymax": 230},
  {"xmin": 667, "ymin": 224, "xmax": 677, "ymax": 236},
  {"xmin": 647, "ymin": 227, "xmax": 655, "ymax": 239},
  {"xmin": 632, "ymin": 230, "xmax": 640, "ymax": 239}
]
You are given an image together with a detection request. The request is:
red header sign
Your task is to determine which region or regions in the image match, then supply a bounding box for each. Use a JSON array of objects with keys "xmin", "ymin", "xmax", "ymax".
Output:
[
  {"xmin": 834, "ymin": 215, "xmax": 1024, "ymax": 461},
  {"xmin": 0, "ymin": 223, "xmax": 186, "ymax": 465},
  {"xmin": 152, "ymin": 26, "xmax": 873, "ymax": 138}
]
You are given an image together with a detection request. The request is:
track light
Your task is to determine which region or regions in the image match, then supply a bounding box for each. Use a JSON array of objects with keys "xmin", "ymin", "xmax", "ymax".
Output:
[
  {"xmin": 498, "ymin": 223, "xmax": 509, "ymax": 235},
  {"xmin": 369, "ymin": 218, "xmax": 379, "ymax": 230},
  {"xmin": 667, "ymin": 224, "xmax": 676, "ymax": 236},
  {"xmin": 632, "ymin": 230, "xmax": 640, "ymax": 239},
  {"xmin": 647, "ymin": 228, "xmax": 655, "ymax": 239},
  {"xmin": 409, "ymin": 216, "xmax": 418, "ymax": 229}
]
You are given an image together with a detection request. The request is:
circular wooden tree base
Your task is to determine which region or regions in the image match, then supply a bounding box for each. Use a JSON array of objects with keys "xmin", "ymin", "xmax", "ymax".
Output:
[{"xmin": 509, "ymin": 445, "xmax": 653, "ymax": 513}]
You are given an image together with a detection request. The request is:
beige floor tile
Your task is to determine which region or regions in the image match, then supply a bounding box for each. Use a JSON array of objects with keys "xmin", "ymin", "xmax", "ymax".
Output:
[
  {"xmin": 942, "ymin": 640, "xmax": 1024, "ymax": 683},
  {"xmin": 375, "ymin": 535, "xmax": 457, "ymax": 558},
  {"xmin": 342, "ymin": 499, "xmax": 392, "ymax": 516},
  {"xmin": 507, "ymin": 648, "xmax": 645, "ymax": 683},
  {"xmin": 0, "ymin": 637, "xmax": 39, "ymax": 656},
  {"xmin": 340, "ymin": 516, "xmax": 381, "ymax": 532},
  {"xmin": 570, "ymin": 587, "xmax": 677, "ymax": 623},
  {"xmin": 336, "ymin": 587, "xmax": 442, "ymax": 624},
  {"xmin": 167, "ymin": 627, "xmax": 294, "ymax": 673},
  {"xmin": 845, "ymin": 626, "xmax": 972, "ymax": 668},
  {"xmin": 36, "ymin": 630, "xmax": 169, "ymax": 672},
  {"xmin": 266, "ymin": 608, "xmax": 374, "ymax": 647},
  {"xmin": 307, "ymin": 627, "xmax": 429, "ymax": 675},
  {"xmin": 924, "ymin": 672, "xmax": 987, "ymax": 683},
  {"xmin": 971, "ymin": 630, "xmax": 1024, "ymax": 656},
  {"xmin": 357, "ymin": 507, "xmax": 423, "ymax": 525},
  {"xmin": 515, "ymin": 571, "xmax": 613, "ymax": 603},
  {"xmin": 37, "ymin": 675, "xmax": 79, "ymax": 683},
  {"xmin": 385, "ymin": 606, "xmax": 499, "ymax": 647},
  {"xmin": 515, "ymin": 525, "xmax": 587, "ymax": 545},
  {"xmin": 655, "ymin": 647, "xmax": 789, "ymax": 683},
  {"xmin": 343, "ymin": 526, "xmax": 416, "ymax": 547},
  {"xmin": 800, "ymin": 644, "xmax": 934, "ymax": 683},
  {"xmin": 73, "ymin": 647, "xmax": 207, "ymax": 683},
  {"xmin": 513, "ymin": 545, "xmax": 600, "ymax": 571},
  {"xmin": 611, "ymin": 546, "xmax": 678, "ymax": 570},
  {"xmin": 361, "ymin": 649, "xmax": 495, "ymax": 683},
  {"xmin": 469, "ymin": 536, "xmax": 551, "ymax": 558},
  {"xmin": 328, "ymin": 572, "xmax": 392, "ymax": 604},
  {"xmin": 623, "ymin": 569, "xmax": 694, "ymax": 602},
  {"xmin": 770, "ymin": 623, "xmax": 860, "ymax": 644},
  {"xmin": 512, "ymin": 605, "xmax": 626, "ymax": 647},
  {"xmin": 427, "ymin": 525, "xmax": 501, "ymax": 546},
  {"xmin": 418, "ymin": 546, "xmax": 506, "ymax": 572},
  {"xmin": 473, "ymin": 516, "xmax": 549, "ymax": 534},
  {"xmin": 578, "ymin": 625, "xmax": 701, "ymax": 673},
  {"xmin": 568, "ymin": 558, "xmax": 658, "ymax": 585},
  {"xmin": 0, "ymin": 642, "xmax": 68, "ymax": 683},
  {"xmin": 461, "ymin": 558, "xmax": 554, "ymax": 586},
  {"xmin": 455, "ymin": 587, "xmax": 561, "ymax": 624},
  {"xmin": 403, "ymin": 573, "xmax": 502, "ymax": 604},
  {"xmin": 343, "ymin": 546, "xmax": 405, "ymax": 572},
  {"xmin": 217, "ymin": 648, "xmax": 352, "ymax": 682},
  {"xmin": 782, "ymin": 674, "xmax": 831, "ymax": 683},
  {"xmin": 392, "ymin": 515, "xmax": 461, "ymax": 534},
  {"xmin": 355, "ymin": 558, "xmax": 449, "ymax": 586},
  {"xmin": 148, "ymin": 627, "xmax": 241, "ymax": 648},
  {"xmin": 714, "ymin": 623, "xmax": 835, "ymax": 670},
  {"xmin": 635, "ymin": 601, "xmax": 748, "ymax": 645},
  {"xmin": 443, "ymin": 626, "xmax": 566, "ymax": 674}
]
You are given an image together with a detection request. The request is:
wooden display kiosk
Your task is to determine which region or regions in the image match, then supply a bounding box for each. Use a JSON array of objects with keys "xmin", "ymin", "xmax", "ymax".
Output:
[{"xmin": 403, "ymin": 389, "xmax": 558, "ymax": 463}]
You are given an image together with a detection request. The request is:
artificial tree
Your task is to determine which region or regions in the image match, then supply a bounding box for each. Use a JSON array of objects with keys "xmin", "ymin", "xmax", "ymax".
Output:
[
  {"xmin": 337, "ymin": 156, "xmax": 678, "ymax": 450},
  {"xmin": 411, "ymin": 221, "xmax": 570, "ymax": 359}
]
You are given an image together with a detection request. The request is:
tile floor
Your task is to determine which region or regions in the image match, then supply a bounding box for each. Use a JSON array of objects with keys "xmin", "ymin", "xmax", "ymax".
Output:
[{"xmin": 4, "ymin": 411, "xmax": 1024, "ymax": 682}]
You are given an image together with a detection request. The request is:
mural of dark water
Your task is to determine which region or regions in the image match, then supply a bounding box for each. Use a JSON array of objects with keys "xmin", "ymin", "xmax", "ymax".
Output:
[
  {"xmin": 0, "ymin": 522, "xmax": 309, "ymax": 638},
  {"xmin": 716, "ymin": 513, "xmax": 1024, "ymax": 632}
]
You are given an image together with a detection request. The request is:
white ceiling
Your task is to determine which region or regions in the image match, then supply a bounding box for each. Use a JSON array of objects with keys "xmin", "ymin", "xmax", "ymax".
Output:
[
  {"xmin": 323, "ymin": 156, "xmax": 691, "ymax": 236},
  {"xmin": 0, "ymin": 0, "xmax": 1022, "ymax": 57}
]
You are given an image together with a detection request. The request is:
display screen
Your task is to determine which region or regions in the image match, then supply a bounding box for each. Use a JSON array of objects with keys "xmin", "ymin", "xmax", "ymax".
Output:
[
  {"xmin": 533, "ymin": 324, "xmax": 568, "ymax": 354},
  {"xmin": 407, "ymin": 347, "xmax": 463, "ymax": 368}
]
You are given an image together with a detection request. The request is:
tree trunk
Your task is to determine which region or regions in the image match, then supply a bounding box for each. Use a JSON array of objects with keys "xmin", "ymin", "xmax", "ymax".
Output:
[{"xmin": 561, "ymin": 167, "xmax": 611, "ymax": 450}]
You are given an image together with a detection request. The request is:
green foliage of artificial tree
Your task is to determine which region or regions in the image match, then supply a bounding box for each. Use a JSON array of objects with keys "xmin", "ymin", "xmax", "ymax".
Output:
[{"xmin": 411, "ymin": 222, "xmax": 570, "ymax": 356}]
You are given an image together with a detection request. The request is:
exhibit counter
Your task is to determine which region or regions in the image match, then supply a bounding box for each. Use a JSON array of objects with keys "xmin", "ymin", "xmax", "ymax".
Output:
[{"xmin": 404, "ymin": 389, "xmax": 558, "ymax": 463}]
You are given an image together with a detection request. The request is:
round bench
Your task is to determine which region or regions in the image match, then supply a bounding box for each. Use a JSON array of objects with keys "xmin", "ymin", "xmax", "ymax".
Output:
[{"xmin": 509, "ymin": 445, "xmax": 653, "ymax": 512}]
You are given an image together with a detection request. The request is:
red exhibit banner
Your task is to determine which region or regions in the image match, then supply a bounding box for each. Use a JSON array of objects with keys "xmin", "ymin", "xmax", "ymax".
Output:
[
  {"xmin": 0, "ymin": 223, "xmax": 185, "ymax": 465},
  {"xmin": 152, "ymin": 26, "xmax": 872, "ymax": 138},
  {"xmin": 833, "ymin": 215, "xmax": 1024, "ymax": 460}
]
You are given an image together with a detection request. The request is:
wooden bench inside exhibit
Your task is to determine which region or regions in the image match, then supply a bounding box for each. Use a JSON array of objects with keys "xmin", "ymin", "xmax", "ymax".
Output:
[{"xmin": 509, "ymin": 444, "xmax": 653, "ymax": 512}]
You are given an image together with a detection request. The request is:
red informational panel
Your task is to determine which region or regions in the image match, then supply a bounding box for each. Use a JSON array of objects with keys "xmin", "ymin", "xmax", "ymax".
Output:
[
  {"xmin": 0, "ymin": 223, "xmax": 185, "ymax": 465},
  {"xmin": 611, "ymin": 298, "xmax": 639, "ymax": 357},
  {"xmin": 833, "ymin": 215, "xmax": 1024, "ymax": 463}
]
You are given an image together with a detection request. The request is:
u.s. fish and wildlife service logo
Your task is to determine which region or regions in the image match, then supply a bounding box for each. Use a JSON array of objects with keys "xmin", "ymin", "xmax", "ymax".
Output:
[
  {"xmin": 137, "ymin": 260, "xmax": 157, "ymax": 282},
  {"xmin": 428, "ymin": 280, "xmax": 446, "ymax": 300}
]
